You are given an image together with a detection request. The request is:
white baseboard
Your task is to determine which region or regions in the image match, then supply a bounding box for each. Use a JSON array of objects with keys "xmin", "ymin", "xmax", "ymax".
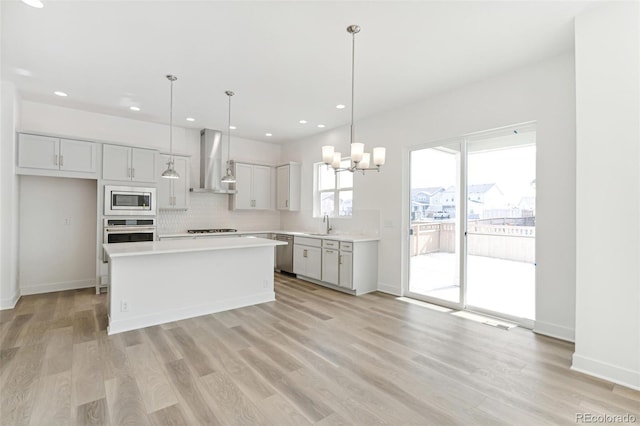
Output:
[
  {"xmin": 572, "ymin": 353, "xmax": 640, "ymax": 391},
  {"xmin": 533, "ymin": 320, "xmax": 575, "ymax": 342},
  {"xmin": 108, "ymin": 291, "xmax": 275, "ymax": 335},
  {"xmin": 377, "ymin": 281, "xmax": 402, "ymax": 296},
  {"xmin": 0, "ymin": 290, "xmax": 21, "ymax": 310},
  {"xmin": 20, "ymin": 279, "xmax": 95, "ymax": 296}
]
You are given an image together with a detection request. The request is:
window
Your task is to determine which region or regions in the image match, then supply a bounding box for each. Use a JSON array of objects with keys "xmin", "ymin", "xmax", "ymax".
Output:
[{"xmin": 315, "ymin": 161, "xmax": 353, "ymax": 217}]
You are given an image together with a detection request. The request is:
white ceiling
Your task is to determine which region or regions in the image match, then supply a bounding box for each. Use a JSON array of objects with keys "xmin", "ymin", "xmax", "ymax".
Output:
[{"xmin": 1, "ymin": 1, "xmax": 593, "ymax": 143}]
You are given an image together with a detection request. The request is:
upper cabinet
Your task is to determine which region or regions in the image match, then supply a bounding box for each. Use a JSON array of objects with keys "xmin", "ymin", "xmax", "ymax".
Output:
[
  {"xmin": 158, "ymin": 154, "xmax": 190, "ymax": 210},
  {"xmin": 231, "ymin": 162, "xmax": 272, "ymax": 210},
  {"xmin": 18, "ymin": 133, "xmax": 97, "ymax": 176},
  {"xmin": 103, "ymin": 144, "xmax": 157, "ymax": 183},
  {"xmin": 276, "ymin": 162, "xmax": 301, "ymax": 211}
]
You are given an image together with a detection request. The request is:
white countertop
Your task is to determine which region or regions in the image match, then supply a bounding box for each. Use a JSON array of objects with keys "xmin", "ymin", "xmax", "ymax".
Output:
[
  {"xmin": 103, "ymin": 236, "xmax": 285, "ymax": 258},
  {"xmin": 158, "ymin": 230, "xmax": 379, "ymax": 243}
]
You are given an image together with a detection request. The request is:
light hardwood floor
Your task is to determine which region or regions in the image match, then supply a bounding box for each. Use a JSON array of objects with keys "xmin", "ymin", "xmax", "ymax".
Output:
[{"xmin": 1, "ymin": 273, "xmax": 638, "ymax": 425}]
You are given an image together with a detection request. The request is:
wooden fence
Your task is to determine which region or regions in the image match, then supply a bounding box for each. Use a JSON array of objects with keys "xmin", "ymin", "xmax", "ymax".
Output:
[{"xmin": 410, "ymin": 220, "xmax": 535, "ymax": 263}]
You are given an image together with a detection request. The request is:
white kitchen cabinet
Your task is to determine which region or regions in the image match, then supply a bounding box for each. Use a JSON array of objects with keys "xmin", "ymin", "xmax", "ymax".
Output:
[
  {"xmin": 322, "ymin": 239, "xmax": 353, "ymax": 288},
  {"xmin": 294, "ymin": 236, "xmax": 377, "ymax": 295},
  {"xmin": 321, "ymin": 246, "xmax": 340, "ymax": 285},
  {"xmin": 18, "ymin": 133, "xmax": 97, "ymax": 174},
  {"xmin": 158, "ymin": 154, "xmax": 190, "ymax": 210},
  {"xmin": 339, "ymin": 249, "xmax": 353, "ymax": 289},
  {"xmin": 276, "ymin": 162, "xmax": 301, "ymax": 211},
  {"xmin": 293, "ymin": 237, "xmax": 322, "ymax": 281},
  {"xmin": 232, "ymin": 163, "xmax": 272, "ymax": 210},
  {"xmin": 103, "ymin": 144, "xmax": 157, "ymax": 183}
]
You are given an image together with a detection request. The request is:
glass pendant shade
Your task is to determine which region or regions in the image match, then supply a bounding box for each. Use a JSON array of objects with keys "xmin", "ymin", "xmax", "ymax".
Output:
[
  {"xmin": 322, "ymin": 145, "xmax": 335, "ymax": 164},
  {"xmin": 373, "ymin": 147, "xmax": 386, "ymax": 166},
  {"xmin": 350, "ymin": 143, "xmax": 364, "ymax": 162},
  {"xmin": 161, "ymin": 160, "xmax": 180, "ymax": 179},
  {"xmin": 331, "ymin": 152, "xmax": 342, "ymax": 169},
  {"xmin": 221, "ymin": 165, "xmax": 236, "ymax": 183},
  {"xmin": 357, "ymin": 153, "xmax": 371, "ymax": 169}
]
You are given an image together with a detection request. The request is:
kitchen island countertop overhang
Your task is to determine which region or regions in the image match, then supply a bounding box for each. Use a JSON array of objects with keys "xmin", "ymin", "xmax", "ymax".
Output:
[{"xmin": 103, "ymin": 237, "xmax": 286, "ymax": 335}]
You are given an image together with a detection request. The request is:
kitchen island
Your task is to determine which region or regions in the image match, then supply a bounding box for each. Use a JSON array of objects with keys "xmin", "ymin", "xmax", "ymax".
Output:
[{"xmin": 103, "ymin": 236, "xmax": 285, "ymax": 335}]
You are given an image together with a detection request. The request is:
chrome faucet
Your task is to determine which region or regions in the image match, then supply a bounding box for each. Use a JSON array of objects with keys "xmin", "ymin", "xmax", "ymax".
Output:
[{"xmin": 323, "ymin": 215, "xmax": 332, "ymax": 234}]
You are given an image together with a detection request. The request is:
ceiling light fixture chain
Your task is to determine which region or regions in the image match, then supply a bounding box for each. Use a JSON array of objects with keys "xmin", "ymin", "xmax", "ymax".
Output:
[
  {"xmin": 321, "ymin": 25, "xmax": 386, "ymax": 174},
  {"xmin": 161, "ymin": 74, "xmax": 180, "ymax": 179}
]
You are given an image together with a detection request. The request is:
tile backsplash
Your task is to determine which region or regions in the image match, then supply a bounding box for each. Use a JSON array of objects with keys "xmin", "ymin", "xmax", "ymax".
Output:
[{"xmin": 157, "ymin": 192, "xmax": 281, "ymax": 235}]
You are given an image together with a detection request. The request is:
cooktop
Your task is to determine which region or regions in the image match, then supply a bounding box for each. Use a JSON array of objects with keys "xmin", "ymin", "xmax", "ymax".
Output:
[{"xmin": 187, "ymin": 229, "xmax": 238, "ymax": 234}]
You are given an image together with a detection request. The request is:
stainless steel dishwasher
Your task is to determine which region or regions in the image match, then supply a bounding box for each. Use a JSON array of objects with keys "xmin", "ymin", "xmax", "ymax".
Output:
[{"xmin": 274, "ymin": 234, "xmax": 294, "ymax": 273}]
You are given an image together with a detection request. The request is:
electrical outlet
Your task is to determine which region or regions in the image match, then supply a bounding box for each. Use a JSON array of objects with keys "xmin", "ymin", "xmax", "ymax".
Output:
[
  {"xmin": 64, "ymin": 218, "xmax": 72, "ymax": 226},
  {"xmin": 120, "ymin": 300, "xmax": 129, "ymax": 312}
]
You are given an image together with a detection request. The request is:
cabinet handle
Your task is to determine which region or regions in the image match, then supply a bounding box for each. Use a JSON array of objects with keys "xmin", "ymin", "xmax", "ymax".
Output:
[
  {"xmin": 132, "ymin": 168, "xmax": 135, "ymax": 178},
  {"xmin": 127, "ymin": 167, "xmax": 131, "ymax": 177},
  {"xmin": 285, "ymin": 200, "xmax": 288, "ymax": 207},
  {"xmin": 60, "ymin": 155, "xmax": 64, "ymax": 166},
  {"xmin": 54, "ymin": 154, "xmax": 58, "ymax": 166},
  {"xmin": 303, "ymin": 249, "xmax": 308, "ymax": 258},
  {"xmin": 326, "ymin": 249, "xmax": 335, "ymax": 254},
  {"xmin": 339, "ymin": 255, "xmax": 343, "ymax": 265}
]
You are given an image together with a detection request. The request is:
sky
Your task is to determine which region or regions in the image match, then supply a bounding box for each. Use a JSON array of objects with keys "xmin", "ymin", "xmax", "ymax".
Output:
[{"xmin": 411, "ymin": 133, "xmax": 536, "ymax": 206}]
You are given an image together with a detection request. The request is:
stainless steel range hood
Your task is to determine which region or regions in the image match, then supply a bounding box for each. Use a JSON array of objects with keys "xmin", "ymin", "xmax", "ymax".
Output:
[{"xmin": 190, "ymin": 129, "xmax": 236, "ymax": 194}]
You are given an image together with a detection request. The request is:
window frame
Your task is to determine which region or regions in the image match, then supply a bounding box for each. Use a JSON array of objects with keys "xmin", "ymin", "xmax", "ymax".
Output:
[{"xmin": 314, "ymin": 160, "xmax": 353, "ymax": 218}]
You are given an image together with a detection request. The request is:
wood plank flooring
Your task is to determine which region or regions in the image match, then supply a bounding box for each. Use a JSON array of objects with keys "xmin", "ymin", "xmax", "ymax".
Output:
[{"xmin": 1, "ymin": 273, "xmax": 638, "ymax": 425}]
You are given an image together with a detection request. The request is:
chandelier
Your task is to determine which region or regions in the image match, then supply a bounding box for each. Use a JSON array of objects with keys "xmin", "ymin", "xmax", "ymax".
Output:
[{"xmin": 322, "ymin": 25, "xmax": 385, "ymax": 173}]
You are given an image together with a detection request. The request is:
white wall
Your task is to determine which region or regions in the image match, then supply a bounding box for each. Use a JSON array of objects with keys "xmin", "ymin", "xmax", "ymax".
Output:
[
  {"xmin": 573, "ymin": 2, "xmax": 640, "ymax": 390},
  {"xmin": 281, "ymin": 53, "xmax": 577, "ymax": 340},
  {"xmin": 19, "ymin": 176, "xmax": 97, "ymax": 294},
  {"xmin": 0, "ymin": 82, "xmax": 21, "ymax": 309}
]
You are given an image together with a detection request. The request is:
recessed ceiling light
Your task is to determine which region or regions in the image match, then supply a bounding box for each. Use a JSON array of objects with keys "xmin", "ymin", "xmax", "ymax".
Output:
[
  {"xmin": 54, "ymin": 91, "xmax": 68, "ymax": 97},
  {"xmin": 186, "ymin": 117, "xmax": 195, "ymax": 122},
  {"xmin": 336, "ymin": 104, "xmax": 346, "ymax": 109},
  {"xmin": 317, "ymin": 124, "xmax": 326, "ymax": 128},
  {"xmin": 20, "ymin": 0, "xmax": 44, "ymax": 8},
  {"xmin": 129, "ymin": 106, "xmax": 140, "ymax": 111},
  {"xmin": 265, "ymin": 133, "xmax": 273, "ymax": 137},
  {"xmin": 229, "ymin": 125, "xmax": 236, "ymax": 130},
  {"xmin": 299, "ymin": 120, "xmax": 307, "ymax": 124}
]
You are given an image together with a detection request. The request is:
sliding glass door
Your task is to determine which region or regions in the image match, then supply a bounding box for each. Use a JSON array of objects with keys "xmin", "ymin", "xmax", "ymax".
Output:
[
  {"xmin": 408, "ymin": 141, "xmax": 464, "ymax": 308},
  {"xmin": 408, "ymin": 125, "xmax": 536, "ymax": 324}
]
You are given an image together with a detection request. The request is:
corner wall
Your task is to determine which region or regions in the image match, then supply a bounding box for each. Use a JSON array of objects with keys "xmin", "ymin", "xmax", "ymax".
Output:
[
  {"xmin": 573, "ymin": 1, "xmax": 640, "ymax": 390},
  {"xmin": 281, "ymin": 53, "xmax": 577, "ymax": 340},
  {"xmin": 0, "ymin": 81, "xmax": 21, "ymax": 309}
]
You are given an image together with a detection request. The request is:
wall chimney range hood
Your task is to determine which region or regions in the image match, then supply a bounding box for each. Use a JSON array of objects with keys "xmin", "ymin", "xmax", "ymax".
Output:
[{"xmin": 190, "ymin": 129, "xmax": 236, "ymax": 194}]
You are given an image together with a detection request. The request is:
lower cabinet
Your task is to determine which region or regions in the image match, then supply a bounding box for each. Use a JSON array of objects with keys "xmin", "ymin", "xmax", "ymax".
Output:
[
  {"xmin": 322, "ymin": 240, "xmax": 353, "ymax": 289},
  {"xmin": 296, "ymin": 237, "xmax": 377, "ymax": 295},
  {"xmin": 338, "ymin": 251, "xmax": 353, "ymax": 289},
  {"xmin": 293, "ymin": 237, "xmax": 322, "ymax": 281}
]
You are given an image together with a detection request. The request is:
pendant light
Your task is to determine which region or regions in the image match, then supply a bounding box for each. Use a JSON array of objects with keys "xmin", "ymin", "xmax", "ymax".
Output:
[
  {"xmin": 161, "ymin": 74, "xmax": 180, "ymax": 179},
  {"xmin": 221, "ymin": 90, "xmax": 236, "ymax": 183},
  {"xmin": 322, "ymin": 25, "xmax": 386, "ymax": 173}
]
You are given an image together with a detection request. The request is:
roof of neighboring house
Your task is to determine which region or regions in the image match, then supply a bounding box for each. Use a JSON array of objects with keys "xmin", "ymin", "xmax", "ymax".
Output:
[
  {"xmin": 468, "ymin": 183, "xmax": 497, "ymax": 194},
  {"xmin": 410, "ymin": 187, "xmax": 445, "ymax": 198}
]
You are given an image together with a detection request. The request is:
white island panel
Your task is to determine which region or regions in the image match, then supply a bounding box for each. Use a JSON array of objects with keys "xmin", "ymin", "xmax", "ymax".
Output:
[{"xmin": 105, "ymin": 237, "xmax": 283, "ymax": 335}]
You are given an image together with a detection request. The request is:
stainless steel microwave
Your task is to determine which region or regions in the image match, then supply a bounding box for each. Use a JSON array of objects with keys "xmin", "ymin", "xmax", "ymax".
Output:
[{"xmin": 104, "ymin": 185, "xmax": 156, "ymax": 216}]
